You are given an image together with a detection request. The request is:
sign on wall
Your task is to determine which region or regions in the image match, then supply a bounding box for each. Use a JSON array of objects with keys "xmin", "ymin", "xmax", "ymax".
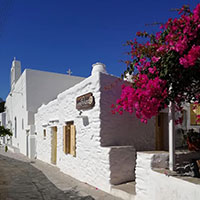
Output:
[{"xmin": 76, "ymin": 92, "xmax": 95, "ymax": 110}]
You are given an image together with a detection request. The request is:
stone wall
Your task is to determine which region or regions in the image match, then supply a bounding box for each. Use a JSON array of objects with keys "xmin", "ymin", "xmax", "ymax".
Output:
[{"xmin": 136, "ymin": 151, "xmax": 200, "ymax": 200}]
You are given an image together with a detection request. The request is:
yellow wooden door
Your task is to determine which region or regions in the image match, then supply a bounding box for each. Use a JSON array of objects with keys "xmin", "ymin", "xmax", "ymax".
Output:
[
  {"xmin": 51, "ymin": 127, "xmax": 57, "ymax": 164},
  {"xmin": 70, "ymin": 125, "xmax": 76, "ymax": 157}
]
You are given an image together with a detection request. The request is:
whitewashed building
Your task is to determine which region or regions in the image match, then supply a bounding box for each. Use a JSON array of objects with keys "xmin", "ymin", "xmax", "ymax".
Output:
[
  {"xmin": 35, "ymin": 63, "xmax": 156, "ymax": 193},
  {"xmin": 5, "ymin": 58, "xmax": 85, "ymax": 158},
  {"xmin": 4, "ymin": 58, "xmax": 200, "ymax": 199}
]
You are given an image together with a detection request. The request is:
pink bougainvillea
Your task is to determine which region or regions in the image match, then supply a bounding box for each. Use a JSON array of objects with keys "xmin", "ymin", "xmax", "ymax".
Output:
[
  {"xmin": 113, "ymin": 4, "xmax": 200, "ymax": 123},
  {"xmin": 179, "ymin": 45, "xmax": 200, "ymax": 68}
]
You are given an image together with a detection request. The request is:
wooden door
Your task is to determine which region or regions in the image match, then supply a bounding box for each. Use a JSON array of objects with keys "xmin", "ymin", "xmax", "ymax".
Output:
[
  {"xmin": 51, "ymin": 127, "xmax": 57, "ymax": 164},
  {"xmin": 70, "ymin": 125, "xmax": 76, "ymax": 157},
  {"xmin": 155, "ymin": 113, "xmax": 164, "ymax": 150}
]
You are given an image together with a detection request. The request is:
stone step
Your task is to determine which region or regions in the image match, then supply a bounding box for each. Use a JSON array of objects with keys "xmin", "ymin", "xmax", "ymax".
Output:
[{"xmin": 110, "ymin": 181, "xmax": 136, "ymax": 200}]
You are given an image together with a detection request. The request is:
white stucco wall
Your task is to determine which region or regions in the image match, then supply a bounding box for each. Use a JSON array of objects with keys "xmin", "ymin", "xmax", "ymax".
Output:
[
  {"xmin": 26, "ymin": 69, "xmax": 85, "ymax": 113},
  {"xmin": 35, "ymin": 72, "xmax": 112, "ymax": 192},
  {"xmin": 35, "ymin": 99, "xmax": 59, "ymax": 163},
  {"xmin": 5, "ymin": 71, "xmax": 27, "ymax": 154},
  {"xmin": 136, "ymin": 152, "xmax": 200, "ymax": 200}
]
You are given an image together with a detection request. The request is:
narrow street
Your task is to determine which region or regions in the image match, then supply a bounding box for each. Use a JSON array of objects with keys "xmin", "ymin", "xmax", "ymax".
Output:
[{"xmin": 0, "ymin": 148, "xmax": 120, "ymax": 200}]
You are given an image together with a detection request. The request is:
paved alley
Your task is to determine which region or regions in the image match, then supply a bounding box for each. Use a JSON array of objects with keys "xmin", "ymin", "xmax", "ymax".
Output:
[{"xmin": 0, "ymin": 148, "xmax": 120, "ymax": 200}]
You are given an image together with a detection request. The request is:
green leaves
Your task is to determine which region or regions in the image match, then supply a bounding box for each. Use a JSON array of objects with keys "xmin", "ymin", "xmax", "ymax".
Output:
[
  {"xmin": 0, "ymin": 126, "xmax": 12, "ymax": 137},
  {"xmin": 0, "ymin": 101, "xmax": 5, "ymax": 113},
  {"xmin": 0, "ymin": 126, "xmax": 12, "ymax": 152}
]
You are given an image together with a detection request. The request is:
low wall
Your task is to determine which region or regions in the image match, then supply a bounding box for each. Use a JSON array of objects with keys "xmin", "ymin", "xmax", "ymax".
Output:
[
  {"xmin": 109, "ymin": 146, "xmax": 136, "ymax": 185},
  {"xmin": 136, "ymin": 151, "xmax": 200, "ymax": 200}
]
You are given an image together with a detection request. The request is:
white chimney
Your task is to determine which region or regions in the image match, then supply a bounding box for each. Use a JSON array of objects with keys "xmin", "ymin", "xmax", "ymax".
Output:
[{"xmin": 91, "ymin": 62, "xmax": 107, "ymax": 76}]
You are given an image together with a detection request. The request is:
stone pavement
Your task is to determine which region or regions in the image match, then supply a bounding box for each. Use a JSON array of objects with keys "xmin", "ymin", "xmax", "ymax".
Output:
[{"xmin": 0, "ymin": 148, "xmax": 121, "ymax": 200}]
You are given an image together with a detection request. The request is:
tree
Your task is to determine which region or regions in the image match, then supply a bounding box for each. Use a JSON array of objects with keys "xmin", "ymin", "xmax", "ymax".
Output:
[
  {"xmin": 112, "ymin": 4, "xmax": 200, "ymax": 124},
  {"xmin": 0, "ymin": 126, "xmax": 12, "ymax": 137},
  {"xmin": 0, "ymin": 101, "xmax": 5, "ymax": 113},
  {"xmin": 0, "ymin": 126, "xmax": 12, "ymax": 152}
]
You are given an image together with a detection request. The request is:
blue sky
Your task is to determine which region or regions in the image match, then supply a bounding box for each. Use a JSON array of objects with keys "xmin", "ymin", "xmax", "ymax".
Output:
[{"xmin": 0, "ymin": 0, "xmax": 198, "ymax": 100}]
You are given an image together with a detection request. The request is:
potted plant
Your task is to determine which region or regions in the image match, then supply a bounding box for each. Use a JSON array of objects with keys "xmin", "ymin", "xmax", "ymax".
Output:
[{"xmin": 186, "ymin": 129, "xmax": 200, "ymax": 151}]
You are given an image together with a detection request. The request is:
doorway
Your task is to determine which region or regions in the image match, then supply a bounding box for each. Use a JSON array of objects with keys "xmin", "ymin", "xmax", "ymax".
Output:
[
  {"xmin": 155, "ymin": 113, "xmax": 168, "ymax": 150},
  {"xmin": 51, "ymin": 126, "xmax": 57, "ymax": 165}
]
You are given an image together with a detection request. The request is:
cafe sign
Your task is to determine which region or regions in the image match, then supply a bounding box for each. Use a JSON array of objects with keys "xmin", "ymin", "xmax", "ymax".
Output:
[{"xmin": 76, "ymin": 92, "xmax": 95, "ymax": 110}]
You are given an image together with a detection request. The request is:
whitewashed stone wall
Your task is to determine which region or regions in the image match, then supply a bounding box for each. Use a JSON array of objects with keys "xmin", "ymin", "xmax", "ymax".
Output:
[
  {"xmin": 99, "ymin": 73, "xmax": 155, "ymax": 150},
  {"xmin": 136, "ymin": 152, "xmax": 200, "ymax": 200},
  {"xmin": 35, "ymin": 66, "xmax": 156, "ymax": 193},
  {"xmin": 35, "ymin": 99, "xmax": 59, "ymax": 163},
  {"xmin": 36, "ymin": 72, "xmax": 112, "ymax": 192}
]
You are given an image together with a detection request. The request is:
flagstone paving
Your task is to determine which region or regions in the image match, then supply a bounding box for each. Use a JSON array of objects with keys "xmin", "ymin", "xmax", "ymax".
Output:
[{"xmin": 0, "ymin": 148, "xmax": 121, "ymax": 200}]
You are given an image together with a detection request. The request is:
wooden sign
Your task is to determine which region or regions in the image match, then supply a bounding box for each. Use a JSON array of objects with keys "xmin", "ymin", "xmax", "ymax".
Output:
[{"xmin": 76, "ymin": 92, "xmax": 95, "ymax": 110}]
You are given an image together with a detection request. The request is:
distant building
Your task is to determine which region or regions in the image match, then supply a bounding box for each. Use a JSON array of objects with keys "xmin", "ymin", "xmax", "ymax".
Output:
[{"xmin": 5, "ymin": 58, "xmax": 85, "ymax": 158}]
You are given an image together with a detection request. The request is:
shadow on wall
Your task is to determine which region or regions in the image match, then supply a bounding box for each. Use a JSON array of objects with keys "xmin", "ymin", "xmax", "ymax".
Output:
[
  {"xmin": 99, "ymin": 73, "xmax": 155, "ymax": 151},
  {"xmin": 109, "ymin": 146, "xmax": 136, "ymax": 185}
]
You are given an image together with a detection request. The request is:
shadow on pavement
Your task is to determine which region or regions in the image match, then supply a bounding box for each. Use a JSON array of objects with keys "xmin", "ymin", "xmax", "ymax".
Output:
[{"xmin": 0, "ymin": 154, "xmax": 94, "ymax": 200}]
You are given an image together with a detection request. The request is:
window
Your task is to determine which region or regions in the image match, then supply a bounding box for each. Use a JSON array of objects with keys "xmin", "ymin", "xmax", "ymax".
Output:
[
  {"xmin": 63, "ymin": 121, "xmax": 76, "ymax": 157},
  {"xmin": 190, "ymin": 104, "xmax": 200, "ymax": 125},
  {"xmin": 14, "ymin": 117, "xmax": 17, "ymax": 138},
  {"xmin": 43, "ymin": 129, "xmax": 46, "ymax": 140}
]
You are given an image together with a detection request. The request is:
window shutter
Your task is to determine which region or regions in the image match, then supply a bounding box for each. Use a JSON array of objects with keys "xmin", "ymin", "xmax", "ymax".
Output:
[
  {"xmin": 70, "ymin": 125, "xmax": 76, "ymax": 157},
  {"xmin": 66, "ymin": 125, "xmax": 70, "ymax": 154}
]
